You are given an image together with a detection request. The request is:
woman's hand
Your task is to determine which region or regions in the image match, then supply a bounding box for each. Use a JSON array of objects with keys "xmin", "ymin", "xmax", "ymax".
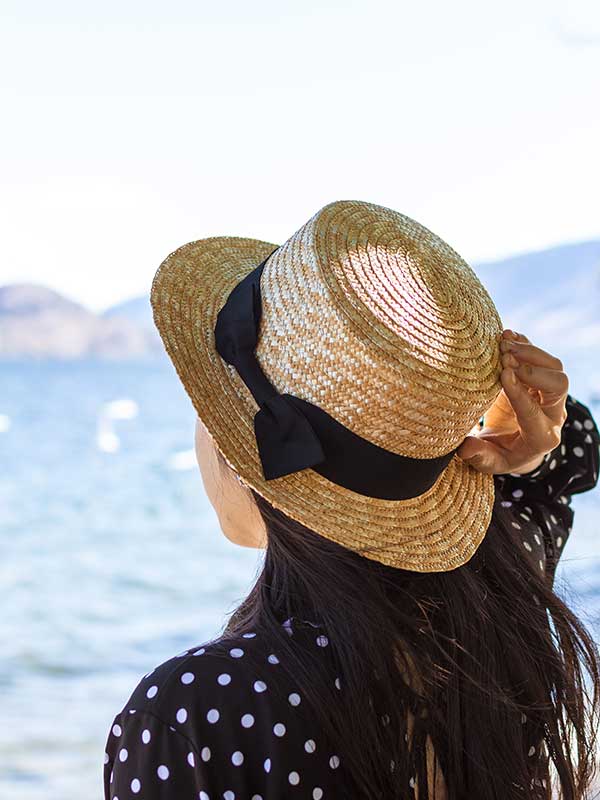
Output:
[{"xmin": 457, "ymin": 329, "xmax": 569, "ymax": 475}]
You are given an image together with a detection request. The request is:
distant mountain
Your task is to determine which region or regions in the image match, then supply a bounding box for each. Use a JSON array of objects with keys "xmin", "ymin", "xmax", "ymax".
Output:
[
  {"xmin": 474, "ymin": 240, "xmax": 600, "ymax": 340},
  {"xmin": 0, "ymin": 284, "xmax": 162, "ymax": 359},
  {"xmin": 102, "ymin": 295, "xmax": 155, "ymax": 331},
  {"xmin": 2, "ymin": 239, "xmax": 599, "ymax": 381},
  {"xmin": 472, "ymin": 239, "xmax": 600, "ymax": 399}
]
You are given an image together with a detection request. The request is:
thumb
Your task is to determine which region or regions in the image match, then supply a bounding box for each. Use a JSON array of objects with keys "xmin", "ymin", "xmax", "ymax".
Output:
[{"xmin": 456, "ymin": 435, "xmax": 496, "ymax": 472}]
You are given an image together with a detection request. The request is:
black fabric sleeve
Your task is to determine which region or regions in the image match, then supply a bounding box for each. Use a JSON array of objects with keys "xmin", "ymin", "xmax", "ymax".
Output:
[
  {"xmin": 104, "ymin": 708, "xmax": 204, "ymax": 800},
  {"xmin": 495, "ymin": 394, "xmax": 599, "ymax": 581}
]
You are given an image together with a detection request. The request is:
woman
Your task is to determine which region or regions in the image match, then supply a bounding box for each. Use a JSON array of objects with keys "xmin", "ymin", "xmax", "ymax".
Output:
[{"xmin": 103, "ymin": 200, "xmax": 600, "ymax": 799}]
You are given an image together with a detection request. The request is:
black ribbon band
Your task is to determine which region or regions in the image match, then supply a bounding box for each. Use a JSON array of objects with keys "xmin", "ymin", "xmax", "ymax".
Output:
[{"xmin": 214, "ymin": 250, "xmax": 461, "ymax": 500}]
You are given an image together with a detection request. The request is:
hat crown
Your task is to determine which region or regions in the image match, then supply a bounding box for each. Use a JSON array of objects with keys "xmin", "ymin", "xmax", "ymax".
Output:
[{"xmin": 247, "ymin": 199, "xmax": 502, "ymax": 458}]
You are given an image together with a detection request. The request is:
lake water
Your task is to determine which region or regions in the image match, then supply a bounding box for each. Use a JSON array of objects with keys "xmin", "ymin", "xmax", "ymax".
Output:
[{"xmin": 1, "ymin": 359, "xmax": 599, "ymax": 800}]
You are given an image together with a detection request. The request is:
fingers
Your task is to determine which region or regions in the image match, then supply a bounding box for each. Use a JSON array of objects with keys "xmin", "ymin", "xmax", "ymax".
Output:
[
  {"xmin": 502, "ymin": 329, "xmax": 530, "ymax": 344},
  {"xmin": 500, "ymin": 338, "xmax": 563, "ymax": 371},
  {"xmin": 499, "ymin": 367, "xmax": 556, "ymax": 452},
  {"xmin": 504, "ymin": 358, "xmax": 569, "ymax": 397}
]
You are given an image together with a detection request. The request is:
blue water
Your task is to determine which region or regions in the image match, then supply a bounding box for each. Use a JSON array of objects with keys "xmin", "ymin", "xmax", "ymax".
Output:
[{"xmin": 1, "ymin": 360, "xmax": 599, "ymax": 800}]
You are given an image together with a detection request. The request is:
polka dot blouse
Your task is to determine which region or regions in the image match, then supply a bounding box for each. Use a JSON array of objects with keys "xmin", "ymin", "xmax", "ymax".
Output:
[{"xmin": 103, "ymin": 394, "xmax": 599, "ymax": 799}]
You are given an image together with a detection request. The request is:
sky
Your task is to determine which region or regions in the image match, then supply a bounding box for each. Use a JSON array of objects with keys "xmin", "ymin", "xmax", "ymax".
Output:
[{"xmin": 1, "ymin": 0, "xmax": 599, "ymax": 312}]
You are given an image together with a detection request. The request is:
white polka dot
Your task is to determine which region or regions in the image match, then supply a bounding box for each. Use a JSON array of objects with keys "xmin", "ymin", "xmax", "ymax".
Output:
[
  {"xmin": 201, "ymin": 746, "xmax": 211, "ymax": 761},
  {"xmin": 501, "ymin": 500, "xmax": 512, "ymax": 507},
  {"xmin": 130, "ymin": 778, "xmax": 141, "ymax": 793},
  {"xmin": 229, "ymin": 648, "xmax": 244, "ymax": 658},
  {"xmin": 335, "ymin": 677, "xmax": 341, "ymax": 690},
  {"xmin": 264, "ymin": 757, "xmax": 272, "ymax": 773},
  {"xmin": 128, "ymin": 709, "xmax": 136, "ymax": 714},
  {"xmin": 511, "ymin": 521, "xmax": 521, "ymax": 529},
  {"xmin": 194, "ymin": 647, "xmax": 206, "ymax": 656},
  {"xmin": 288, "ymin": 692, "xmax": 301, "ymax": 706},
  {"xmin": 583, "ymin": 419, "xmax": 594, "ymax": 430},
  {"xmin": 573, "ymin": 446, "xmax": 585, "ymax": 457},
  {"xmin": 141, "ymin": 729, "xmax": 151, "ymax": 744},
  {"xmin": 251, "ymin": 796, "xmax": 263, "ymax": 800},
  {"xmin": 573, "ymin": 420, "xmax": 583, "ymax": 430},
  {"xmin": 242, "ymin": 632, "xmax": 257, "ymax": 638},
  {"xmin": 313, "ymin": 790, "xmax": 323, "ymax": 800},
  {"xmin": 289, "ymin": 771, "xmax": 300, "ymax": 785},
  {"xmin": 533, "ymin": 594, "xmax": 541, "ymax": 606},
  {"xmin": 104, "ymin": 752, "xmax": 109, "ymax": 764},
  {"xmin": 231, "ymin": 750, "xmax": 244, "ymax": 766},
  {"xmin": 187, "ymin": 751, "xmax": 195, "ymax": 767},
  {"xmin": 273, "ymin": 722, "xmax": 286, "ymax": 737},
  {"xmin": 118, "ymin": 748, "xmax": 128, "ymax": 762},
  {"xmin": 207, "ymin": 708, "xmax": 220, "ymax": 724},
  {"xmin": 176, "ymin": 708, "xmax": 188, "ymax": 723},
  {"xmin": 180, "ymin": 672, "xmax": 195, "ymax": 685},
  {"xmin": 157, "ymin": 765, "xmax": 169, "ymax": 780},
  {"xmin": 534, "ymin": 533, "xmax": 541, "ymax": 545},
  {"xmin": 549, "ymin": 459, "xmax": 557, "ymax": 470},
  {"xmin": 550, "ymin": 513, "xmax": 558, "ymax": 525},
  {"xmin": 523, "ymin": 540, "xmax": 532, "ymax": 552},
  {"xmin": 241, "ymin": 713, "xmax": 255, "ymax": 728},
  {"xmin": 556, "ymin": 536, "xmax": 563, "ymax": 548},
  {"xmin": 539, "ymin": 560, "xmax": 544, "ymax": 571},
  {"xmin": 282, "ymin": 618, "xmax": 293, "ymax": 635},
  {"xmin": 512, "ymin": 489, "xmax": 524, "ymax": 499},
  {"xmin": 329, "ymin": 755, "xmax": 340, "ymax": 769},
  {"xmin": 112, "ymin": 723, "xmax": 122, "ymax": 737},
  {"xmin": 316, "ymin": 635, "xmax": 329, "ymax": 647},
  {"xmin": 254, "ymin": 680, "xmax": 267, "ymax": 693},
  {"xmin": 199, "ymin": 793, "xmax": 210, "ymax": 800},
  {"xmin": 146, "ymin": 685, "xmax": 158, "ymax": 699},
  {"xmin": 409, "ymin": 776, "xmax": 416, "ymax": 788},
  {"xmin": 305, "ymin": 738, "xmax": 316, "ymax": 753},
  {"xmin": 268, "ymin": 654, "xmax": 279, "ymax": 664},
  {"xmin": 519, "ymin": 513, "xmax": 530, "ymax": 522},
  {"xmin": 224, "ymin": 792, "xmax": 235, "ymax": 800},
  {"xmin": 528, "ymin": 746, "xmax": 536, "ymax": 756},
  {"xmin": 218, "ymin": 673, "xmax": 232, "ymax": 686}
]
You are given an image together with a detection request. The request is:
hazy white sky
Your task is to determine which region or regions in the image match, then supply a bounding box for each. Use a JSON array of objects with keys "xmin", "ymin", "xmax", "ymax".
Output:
[{"xmin": 2, "ymin": 0, "xmax": 599, "ymax": 312}]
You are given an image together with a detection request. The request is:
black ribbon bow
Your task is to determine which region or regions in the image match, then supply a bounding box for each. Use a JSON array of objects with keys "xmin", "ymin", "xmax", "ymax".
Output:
[
  {"xmin": 213, "ymin": 249, "xmax": 462, "ymax": 498},
  {"xmin": 214, "ymin": 251, "xmax": 326, "ymax": 480}
]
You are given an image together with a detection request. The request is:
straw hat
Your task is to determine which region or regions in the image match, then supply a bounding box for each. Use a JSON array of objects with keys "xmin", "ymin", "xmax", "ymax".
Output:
[{"xmin": 150, "ymin": 199, "xmax": 504, "ymax": 572}]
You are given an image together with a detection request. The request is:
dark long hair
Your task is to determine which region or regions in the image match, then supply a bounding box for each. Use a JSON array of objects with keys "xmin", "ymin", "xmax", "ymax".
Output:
[{"xmin": 217, "ymin": 457, "xmax": 600, "ymax": 799}]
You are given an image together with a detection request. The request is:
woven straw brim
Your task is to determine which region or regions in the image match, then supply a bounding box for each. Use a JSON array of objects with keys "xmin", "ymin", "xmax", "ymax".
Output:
[{"xmin": 150, "ymin": 236, "xmax": 495, "ymax": 573}]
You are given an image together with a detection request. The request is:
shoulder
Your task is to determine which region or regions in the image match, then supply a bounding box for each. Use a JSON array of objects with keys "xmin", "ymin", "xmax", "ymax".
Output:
[
  {"xmin": 112, "ymin": 619, "xmax": 336, "ymax": 745},
  {"xmin": 118, "ymin": 629, "xmax": 284, "ymax": 722},
  {"xmin": 105, "ymin": 620, "xmax": 345, "ymax": 799}
]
